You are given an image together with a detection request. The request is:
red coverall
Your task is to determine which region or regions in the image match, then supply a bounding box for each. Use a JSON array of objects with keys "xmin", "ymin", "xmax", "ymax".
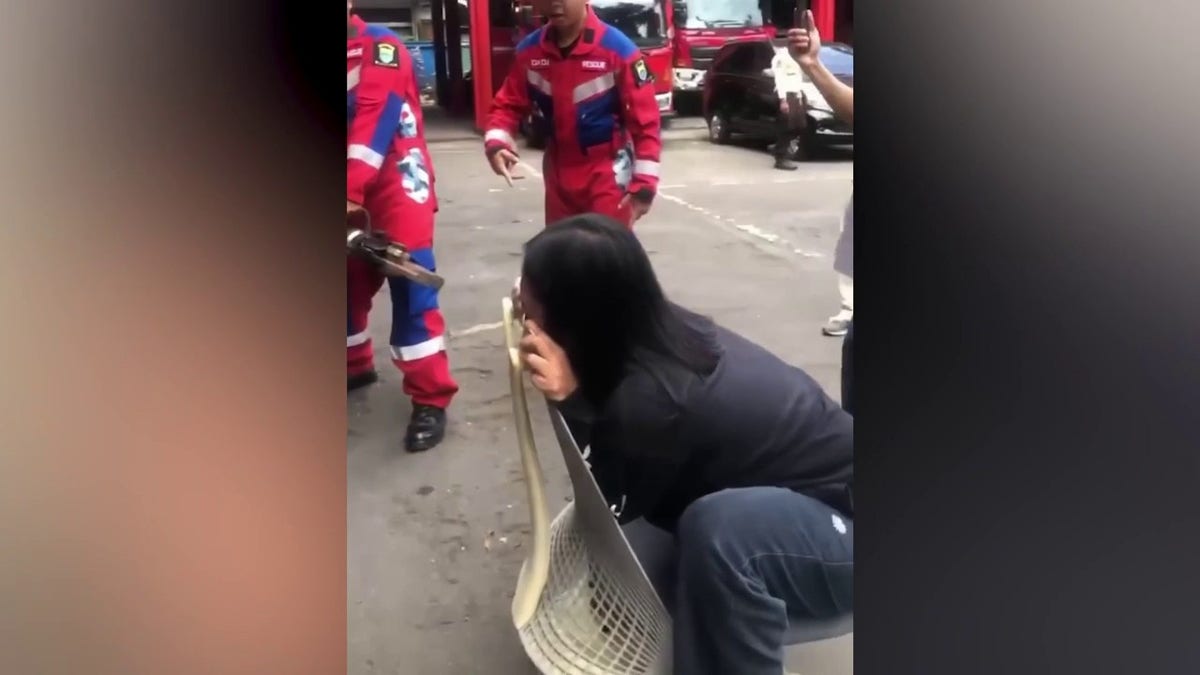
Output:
[
  {"xmin": 347, "ymin": 16, "xmax": 458, "ymax": 409},
  {"xmin": 484, "ymin": 8, "xmax": 663, "ymax": 228}
]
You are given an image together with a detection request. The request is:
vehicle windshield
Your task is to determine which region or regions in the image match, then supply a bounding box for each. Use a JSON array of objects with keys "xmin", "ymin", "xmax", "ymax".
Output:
[
  {"xmin": 679, "ymin": 0, "xmax": 762, "ymax": 29},
  {"xmin": 591, "ymin": 0, "xmax": 668, "ymax": 47}
]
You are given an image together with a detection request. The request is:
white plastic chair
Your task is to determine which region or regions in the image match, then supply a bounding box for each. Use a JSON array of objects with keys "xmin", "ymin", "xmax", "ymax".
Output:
[{"xmin": 501, "ymin": 297, "xmax": 851, "ymax": 674}]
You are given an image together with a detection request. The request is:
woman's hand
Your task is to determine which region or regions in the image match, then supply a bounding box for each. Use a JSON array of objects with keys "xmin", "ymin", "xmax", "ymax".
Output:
[
  {"xmin": 519, "ymin": 320, "xmax": 578, "ymax": 402},
  {"xmin": 788, "ymin": 10, "xmax": 822, "ymax": 71}
]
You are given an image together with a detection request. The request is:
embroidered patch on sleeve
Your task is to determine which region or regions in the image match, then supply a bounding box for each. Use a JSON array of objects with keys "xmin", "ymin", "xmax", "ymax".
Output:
[
  {"xmin": 632, "ymin": 58, "xmax": 653, "ymax": 87},
  {"xmin": 374, "ymin": 42, "xmax": 400, "ymax": 68}
]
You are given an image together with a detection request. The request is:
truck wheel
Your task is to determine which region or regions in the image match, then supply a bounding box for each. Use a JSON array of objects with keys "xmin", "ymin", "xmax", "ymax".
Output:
[
  {"xmin": 708, "ymin": 110, "xmax": 731, "ymax": 145},
  {"xmin": 675, "ymin": 92, "xmax": 701, "ymax": 116},
  {"xmin": 789, "ymin": 124, "xmax": 818, "ymax": 161}
]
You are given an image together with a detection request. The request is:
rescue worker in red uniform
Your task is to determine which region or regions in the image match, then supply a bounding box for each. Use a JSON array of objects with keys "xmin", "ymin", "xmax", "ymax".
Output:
[
  {"xmin": 483, "ymin": 0, "xmax": 663, "ymax": 228},
  {"xmin": 348, "ymin": 3, "xmax": 458, "ymax": 452}
]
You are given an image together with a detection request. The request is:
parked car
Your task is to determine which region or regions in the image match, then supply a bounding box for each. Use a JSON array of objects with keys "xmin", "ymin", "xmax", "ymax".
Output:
[{"xmin": 702, "ymin": 39, "xmax": 853, "ymax": 160}]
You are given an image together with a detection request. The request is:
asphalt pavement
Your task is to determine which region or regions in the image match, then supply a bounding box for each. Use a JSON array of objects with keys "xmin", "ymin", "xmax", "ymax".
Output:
[{"xmin": 348, "ymin": 114, "xmax": 854, "ymax": 675}]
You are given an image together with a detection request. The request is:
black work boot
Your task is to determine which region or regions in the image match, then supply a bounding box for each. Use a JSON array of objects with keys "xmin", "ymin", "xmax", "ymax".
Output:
[
  {"xmin": 774, "ymin": 157, "xmax": 798, "ymax": 171},
  {"xmin": 348, "ymin": 370, "xmax": 379, "ymax": 392},
  {"xmin": 405, "ymin": 404, "xmax": 447, "ymax": 452}
]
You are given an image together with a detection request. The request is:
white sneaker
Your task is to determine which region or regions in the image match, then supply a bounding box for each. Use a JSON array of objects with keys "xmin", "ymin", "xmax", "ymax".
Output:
[{"xmin": 822, "ymin": 315, "xmax": 852, "ymax": 337}]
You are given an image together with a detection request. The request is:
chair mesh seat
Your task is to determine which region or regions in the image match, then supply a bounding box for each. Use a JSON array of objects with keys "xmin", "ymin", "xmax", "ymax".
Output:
[{"xmin": 518, "ymin": 503, "xmax": 671, "ymax": 675}]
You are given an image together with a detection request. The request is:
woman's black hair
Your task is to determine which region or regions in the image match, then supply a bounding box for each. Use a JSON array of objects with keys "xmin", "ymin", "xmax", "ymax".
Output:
[{"xmin": 521, "ymin": 213, "xmax": 722, "ymax": 405}]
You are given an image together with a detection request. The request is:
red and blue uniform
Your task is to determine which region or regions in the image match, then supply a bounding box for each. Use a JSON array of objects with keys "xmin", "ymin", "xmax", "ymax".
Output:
[
  {"xmin": 347, "ymin": 16, "xmax": 457, "ymax": 408},
  {"xmin": 484, "ymin": 8, "xmax": 663, "ymax": 228}
]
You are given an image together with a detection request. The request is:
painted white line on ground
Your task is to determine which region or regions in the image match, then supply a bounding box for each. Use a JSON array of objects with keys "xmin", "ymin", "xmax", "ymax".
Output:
[
  {"xmin": 449, "ymin": 321, "xmax": 504, "ymax": 338},
  {"xmin": 516, "ymin": 160, "xmax": 542, "ymax": 178},
  {"xmin": 735, "ymin": 224, "xmax": 783, "ymax": 244},
  {"xmin": 657, "ymin": 189, "xmax": 824, "ymax": 260},
  {"xmin": 651, "ymin": 175, "xmax": 850, "ymax": 190}
]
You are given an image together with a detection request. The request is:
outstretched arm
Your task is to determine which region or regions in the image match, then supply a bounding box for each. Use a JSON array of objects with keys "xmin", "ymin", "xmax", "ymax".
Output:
[
  {"xmin": 484, "ymin": 57, "xmax": 533, "ymax": 158},
  {"xmin": 788, "ymin": 10, "xmax": 853, "ymax": 126},
  {"xmin": 617, "ymin": 54, "xmax": 663, "ymax": 211}
]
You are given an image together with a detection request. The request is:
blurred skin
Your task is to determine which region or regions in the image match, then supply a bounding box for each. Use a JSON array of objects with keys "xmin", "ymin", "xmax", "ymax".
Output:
[
  {"xmin": 489, "ymin": 0, "xmax": 590, "ymax": 183},
  {"xmin": 534, "ymin": 0, "xmax": 588, "ymax": 42},
  {"xmin": 787, "ymin": 10, "xmax": 853, "ymax": 125}
]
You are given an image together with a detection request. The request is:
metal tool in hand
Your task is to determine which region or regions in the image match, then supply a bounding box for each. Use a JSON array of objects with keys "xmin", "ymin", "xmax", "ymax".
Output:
[{"xmin": 346, "ymin": 228, "xmax": 445, "ymax": 290}]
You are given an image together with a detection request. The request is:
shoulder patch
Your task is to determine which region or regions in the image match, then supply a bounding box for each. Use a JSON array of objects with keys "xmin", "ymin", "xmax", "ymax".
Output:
[
  {"xmin": 632, "ymin": 58, "xmax": 653, "ymax": 87},
  {"xmin": 598, "ymin": 24, "xmax": 639, "ymax": 59},
  {"xmin": 516, "ymin": 28, "xmax": 545, "ymax": 53},
  {"xmin": 374, "ymin": 42, "xmax": 400, "ymax": 68}
]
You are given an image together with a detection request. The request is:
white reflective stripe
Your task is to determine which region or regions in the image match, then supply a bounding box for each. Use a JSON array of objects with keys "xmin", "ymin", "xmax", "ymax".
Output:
[
  {"xmin": 347, "ymin": 330, "xmax": 370, "ymax": 348},
  {"xmin": 526, "ymin": 69, "xmax": 552, "ymax": 96},
  {"xmin": 485, "ymin": 128, "xmax": 516, "ymax": 148},
  {"xmin": 633, "ymin": 159, "xmax": 660, "ymax": 177},
  {"xmin": 572, "ymin": 72, "xmax": 615, "ymax": 103},
  {"xmin": 347, "ymin": 65, "xmax": 360, "ymax": 91},
  {"xmin": 390, "ymin": 335, "xmax": 446, "ymax": 361},
  {"xmin": 348, "ymin": 144, "xmax": 384, "ymax": 169}
]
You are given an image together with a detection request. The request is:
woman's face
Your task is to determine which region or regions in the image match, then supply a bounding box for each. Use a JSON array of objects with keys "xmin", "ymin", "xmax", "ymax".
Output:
[{"xmin": 518, "ymin": 280, "xmax": 546, "ymax": 327}]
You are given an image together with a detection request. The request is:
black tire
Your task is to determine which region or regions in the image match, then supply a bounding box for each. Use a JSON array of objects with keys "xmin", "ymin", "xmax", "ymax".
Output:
[
  {"xmin": 674, "ymin": 92, "xmax": 702, "ymax": 117},
  {"xmin": 790, "ymin": 123, "xmax": 819, "ymax": 161},
  {"xmin": 708, "ymin": 110, "xmax": 732, "ymax": 145}
]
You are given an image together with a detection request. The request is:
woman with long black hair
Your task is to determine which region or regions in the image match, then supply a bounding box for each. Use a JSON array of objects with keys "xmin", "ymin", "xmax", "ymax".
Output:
[{"xmin": 517, "ymin": 214, "xmax": 853, "ymax": 675}]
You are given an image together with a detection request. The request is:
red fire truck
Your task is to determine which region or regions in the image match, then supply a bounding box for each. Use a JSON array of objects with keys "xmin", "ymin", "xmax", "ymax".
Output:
[
  {"xmin": 490, "ymin": 0, "xmax": 676, "ymax": 147},
  {"xmin": 669, "ymin": 0, "xmax": 775, "ymax": 112},
  {"xmin": 669, "ymin": 0, "xmax": 841, "ymax": 114}
]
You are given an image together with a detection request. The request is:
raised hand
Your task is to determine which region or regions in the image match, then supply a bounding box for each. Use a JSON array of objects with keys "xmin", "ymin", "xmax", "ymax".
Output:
[
  {"xmin": 787, "ymin": 10, "xmax": 822, "ymax": 69},
  {"xmin": 518, "ymin": 319, "xmax": 578, "ymax": 402}
]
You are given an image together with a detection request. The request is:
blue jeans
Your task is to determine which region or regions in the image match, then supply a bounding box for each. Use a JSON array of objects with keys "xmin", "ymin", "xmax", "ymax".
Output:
[{"xmin": 669, "ymin": 487, "xmax": 854, "ymax": 675}]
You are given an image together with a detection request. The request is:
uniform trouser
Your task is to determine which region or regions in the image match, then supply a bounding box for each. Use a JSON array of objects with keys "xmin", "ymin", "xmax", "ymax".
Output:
[
  {"xmin": 347, "ymin": 149, "xmax": 458, "ymax": 409},
  {"xmin": 671, "ymin": 488, "xmax": 854, "ymax": 675},
  {"xmin": 774, "ymin": 93, "xmax": 805, "ymax": 160},
  {"xmin": 835, "ymin": 271, "xmax": 854, "ymax": 317},
  {"xmin": 347, "ymin": 254, "xmax": 458, "ymax": 409},
  {"xmin": 543, "ymin": 147, "xmax": 634, "ymax": 229}
]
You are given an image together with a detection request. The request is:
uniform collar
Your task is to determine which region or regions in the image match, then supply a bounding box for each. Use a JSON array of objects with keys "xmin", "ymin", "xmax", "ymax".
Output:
[
  {"xmin": 349, "ymin": 15, "xmax": 366, "ymax": 40},
  {"xmin": 540, "ymin": 6, "xmax": 603, "ymax": 57}
]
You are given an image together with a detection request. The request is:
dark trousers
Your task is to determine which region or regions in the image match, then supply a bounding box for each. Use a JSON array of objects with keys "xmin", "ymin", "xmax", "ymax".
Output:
[
  {"xmin": 671, "ymin": 487, "xmax": 854, "ymax": 675},
  {"xmin": 841, "ymin": 318, "xmax": 854, "ymax": 415},
  {"xmin": 774, "ymin": 93, "xmax": 803, "ymax": 160},
  {"xmin": 777, "ymin": 112, "xmax": 796, "ymax": 159}
]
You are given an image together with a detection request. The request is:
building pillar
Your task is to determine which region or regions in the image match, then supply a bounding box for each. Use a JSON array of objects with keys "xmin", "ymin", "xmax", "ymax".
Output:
[
  {"xmin": 445, "ymin": 0, "xmax": 464, "ymax": 114},
  {"xmin": 469, "ymin": 0, "xmax": 493, "ymax": 131},
  {"xmin": 811, "ymin": 0, "xmax": 835, "ymax": 43},
  {"xmin": 431, "ymin": 0, "xmax": 449, "ymax": 107}
]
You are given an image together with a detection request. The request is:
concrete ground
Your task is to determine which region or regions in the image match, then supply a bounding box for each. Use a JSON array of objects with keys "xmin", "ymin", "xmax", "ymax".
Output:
[{"xmin": 348, "ymin": 116, "xmax": 853, "ymax": 675}]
